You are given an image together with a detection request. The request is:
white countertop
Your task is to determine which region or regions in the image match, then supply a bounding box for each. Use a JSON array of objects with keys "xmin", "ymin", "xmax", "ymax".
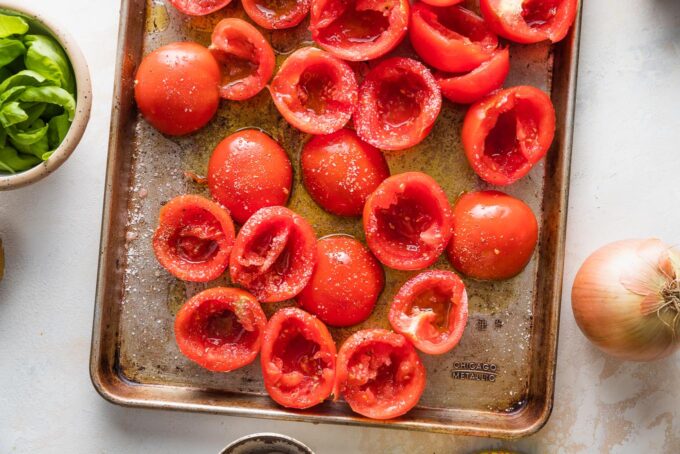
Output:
[{"xmin": 1, "ymin": 0, "xmax": 679, "ymax": 452}]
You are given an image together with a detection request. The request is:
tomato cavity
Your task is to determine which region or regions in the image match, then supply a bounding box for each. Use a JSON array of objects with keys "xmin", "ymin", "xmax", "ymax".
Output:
[
  {"xmin": 201, "ymin": 308, "xmax": 249, "ymax": 346},
  {"xmin": 318, "ymin": 5, "xmax": 390, "ymax": 45},
  {"xmin": 170, "ymin": 211, "xmax": 223, "ymax": 263},
  {"xmin": 211, "ymin": 43, "xmax": 258, "ymax": 87},
  {"xmin": 375, "ymin": 187, "xmax": 440, "ymax": 251},
  {"xmin": 377, "ymin": 76, "xmax": 424, "ymax": 129},
  {"xmin": 522, "ymin": 0, "xmax": 560, "ymax": 27},
  {"xmin": 273, "ymin": 322, "xmax": 325, "ymax": 386},
  {"xmin": 254, "ymin": 0, "xmax": 299, "ymax": 17},
  {"xmin": 408, "ymin": 286, "xmax": 451, "ymax": 332},
  {"xmin": 298, "ymin": 65, "xmax": 336, "ymax": 114},
  {"xmin": 484, "ymin": 103, "xmax": 541, "ymax": 176},
  {"xmin": 423, "ymin": 6, "xmax": 495, "ymax": 47},
  {"xmin": 241, "ymin": 222, "xmax": 292, "ymax": 278}
]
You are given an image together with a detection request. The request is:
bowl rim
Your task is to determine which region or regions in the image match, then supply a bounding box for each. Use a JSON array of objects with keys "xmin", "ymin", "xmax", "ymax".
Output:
[
  {"xmin": 0, "ymin": 1, "xmax": 92, "ymax": 190},
  {"xmin": 219, "ymin": 432, "xmax": 315, "ymax": 454}
]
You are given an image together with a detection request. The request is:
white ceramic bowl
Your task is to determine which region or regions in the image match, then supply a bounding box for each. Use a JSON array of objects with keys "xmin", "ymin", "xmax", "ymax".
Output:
[{"xmin": 0, "ymin": 2, "xmax": 92, "ymax": 190}]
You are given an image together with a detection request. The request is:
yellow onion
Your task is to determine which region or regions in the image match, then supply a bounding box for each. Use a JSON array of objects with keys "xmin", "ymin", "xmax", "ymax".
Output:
[{"xmin": 571, "ymin": 238, "xmax": 680, "ymax": 361}]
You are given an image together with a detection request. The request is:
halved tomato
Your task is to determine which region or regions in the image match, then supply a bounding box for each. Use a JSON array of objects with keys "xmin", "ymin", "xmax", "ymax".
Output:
[
  {"xmin": 269, "ymin": 47, "xmax": 357, "ymax": 135},
  {"xmin": 168, "ymin": 0, "xmax": 232, "ymax": 16},
  {"xmin": 410, "ymin": 3, "xmax": 498, "ymax": 73},
  {"xmin": 421, "ymin": 0, "xmax": 462, "ymax": 6},
  {"xmin": 297, "ymin": 235, "xmax": 385, "ymax": 327},
  {"xmin": 480, "ymin": 0, "xmax": 578, "ymax": 44},
  {"xmin": 363, "ymin": 172, "xmax": 453, "ymax": 270},
  {"xmin": 309, "ymin": 0, "xmax": 409, "ymax": 61},
  {"xmin": 462, "ymin": 85, "xmax": 556, "ymax": 185},
  {"xmin": 447, "ymin": 190, "xmax": 538, "ymax": 280},
  {"xmin": 229, "ymin": 206, "xmax": 316, "ymax": 302},
  {"xmin": 334, "ymin": 329, "xmax": 426, "ymax": 419},
  {"xmin": 153, "ymin": 195, "xmax": 235, "ymax": 282},
  {"xmin": 207, "ymin": 129, "xmax": 292, "ymax": 225},
  {"xmin": 260, "ymin": 307, "xmax": 336, "ymax": 409},
  {"xmin": 301, "ymin": 129, "xmax": 390, "ymax": 217},
  {"xmin": 209, "ymin": 18, "xmax": 275, "ymax": 101},
  {"xmin": 242, "ymin": 0, "xmax": 311, "ymax": 29},
  {"xmin": 355, "ymin": 58, "xmax": 441, "ymax": 151},
  {"xmin": 436, "ymin": 47, "xmax": 510, "ymax": 104},
  {"xmin": 174, "ymin": 287, "xmax": 267, "ymax": 372},
  {"xmin": 389, "ymin": 270, "xmax": 468, "ymax": 355}
]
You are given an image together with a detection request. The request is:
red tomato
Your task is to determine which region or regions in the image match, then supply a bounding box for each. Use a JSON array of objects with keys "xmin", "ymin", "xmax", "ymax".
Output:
[
  {"xmin": 153, "ymin": 195, "xmax": 235, "ymax": 282},
  {"xmin": 174, "ymin": 287, "xmax": 266, "ymax": 372},
  {"xmin": 209, "ymin": 18, "xmax": 275, "ymax": 101},
  {"xmin": 462, "ymin": 85, "xmax": 556, "ymax": 185},
  {"xmin": 301, "ymin": 129, "xmax": 390, "ymax": 217},
  {"xmin": 480, "ymin": 0, "xmax": 578, "ymax": 44},
  {"xmin": 269, "ymin": 47, "xmax": 358, "ymax": 135},
  {"xmin": 389, "ymin": 270, "xmax": 468, "ymax": 355},
  {"xmin": 435, "ymin": 47, "xmax": 510, "ymax": 104},
  {"xmin": 355, "ymin": 58, "xmax": 441, "ymax": 151},
  {"xmin": 447, "ymin": 190, "xmax": 538, "ymax": 280},
  {"xmin": 297, "ymin": 236, "xmax": 385, "ymax": 327},
  {"xmin": 410, "ymin": 3, "xmax": 499, "ymax": 73},
  {"xmin": 207, "ymin": 129, "xmax": 292, "ymax": 225},
  {"xmin": 309, "ymin": 0, "xmax": 409, "ymax": 61},
  {"xmin": 134, "ymin": 42, "xmax": 220, "ymax": 136},
  {"xmin": 168, "ymin": 0, "xmax": 231, "ymax": 15},
  {"xmin": 334, "ymin": 329, "xmax": 426, "ymax": 419},
  {"xmin": 363, "ymin": 172, "xmax": 453, "ymax": 270},
  {"xmin": 229, "ymin": 206, "xmax": 316, "ymax": 302},
  {"xmin": 260, "ymin": 307, "xmax": 336, "ymax": 409},
  {"xmin": 421, "ymin": 0, "xmax": 462, "ymax": 5},
  {"xmin": 242, "ymin": 0, "xmax": 311, "ymax": 29}
]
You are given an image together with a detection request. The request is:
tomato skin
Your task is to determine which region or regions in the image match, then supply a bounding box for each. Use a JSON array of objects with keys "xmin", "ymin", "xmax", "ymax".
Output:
[
  {"xmin": 297, "ymin": 236, "xmax": 385, "ymax": 327},
  {"xmin": 480, "ymin": 0, "xmax": 578, "ymax": 44},
  {"xmin": 334, "ymin": 329, "xmax": 426, "ymax": 419},
  {"xmin": 421, "ymin": 0, "xmax": 462, "ymax": 6},
  {"xmin": 209, "ymin": 18, "xmax": 275, "ymax": 101},
  {"xmin": 410, "ymin": 3, "xmax": 498, "ymax": 73},
  {"xmin": 229, "ymin": 206, "xmax": 317, "ymax": 302},
  {"xmin": 153, "ymin": 195, "xmax": 235, "ymax": 282},
  {"xmin": 462, "ymin": 86, "xmax": 556, "ymax": 186},
  {"xmin": 447, "ymin": 191, "xmax": 538, "ymax": 280},
  {"xmin": 355, "ymin": 58, "xmax": 441, "ymax": 151},
  {"xmin": 207, "ymin": 129, "xmax": 292, "ymax": 225},
  {"xmin": 436, "ymin": 47, "xmax": 510, "ymax": 105},
  {"xmin": 389, "ymin": 270, "xmax": 468, "ymax": 355},
  {"xmin": 168, "ymin": 0, "xmax": 232, "ymax": 16},
  {"xmin": 309, "ymin": 0, "xmax": 410, "ymax": 62},
  {"xmin": 301, "ymin": 129, "xmax": 390, "ymax": 217},
  {"xmin": 260, "ymin": 307, "xmax": 336, "ymax": 409},
  {"xmin": 174, "ymin": 287, "xmax": 266, "ymax": 372},
  {"xmin": 363, "ymin": 172, "xmax": 453, "ymax": 271},
  {"xmin": 269, "ymin": 47, "xmax": 358, "ymax": 135},
  {"xmin": 134, "ymin": 42, "xmax": 220, "ymax": 136},
  {"xmin": 242, "ymin": 0, "xmax": 311, "ymax": 29}
]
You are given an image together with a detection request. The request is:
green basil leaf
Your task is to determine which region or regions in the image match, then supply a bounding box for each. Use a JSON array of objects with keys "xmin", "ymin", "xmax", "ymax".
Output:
[
  {"xmin": 0, "ymin": 101, "xmax": 27, "ymax": 127},
  {"xmin": 0, "ymin": 14, "xmax": 29, "ymax": 38},
  {"xmin": 47, "ymin": 112, "xmax": 70, "ymax": 150},
  {"xmin": 24, "ymin": 35, "xmax": 74, "ymax": 94},
  {"xmin": 0, "ymin": 69, "xmax": 46, "ymax": 92},
  {"xmin": 0, "ymin": 144, "xmax": 40, "ymax": 173},
  {"xmin": 18, "ymin": 86, "xmax": 75, "ymax": 120},
  {"xmin": 0, "ymin": 38, "xmax": 25, "ymax": 69}
]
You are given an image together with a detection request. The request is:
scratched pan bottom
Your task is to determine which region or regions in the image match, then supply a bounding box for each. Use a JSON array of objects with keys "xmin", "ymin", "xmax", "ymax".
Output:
[{"xmin": 90, "ymin": 0, "xmax": 581, "ymax": 438}]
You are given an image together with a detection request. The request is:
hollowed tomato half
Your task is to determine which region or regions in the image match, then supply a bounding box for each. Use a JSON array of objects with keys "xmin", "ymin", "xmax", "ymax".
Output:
[
  {"xmin": 261, "ymin": 307, "xmax": 336, "ymax": 409},
  {"xmin": 355, "ymin": 58, "xmax": 441, "ymax": 151},
  {"xmin": 389, "ymin": 270, "xmax": 468, "ymax": 355},
  {"xmin": 309, "ymin": 0, "xmax": 410, "ymax": 61},
  {"xmin": 297, "ymin": 235, "xmax": 385, "ymax": 327},
  {"xmin": 462, "ymin": 85, "xmax": 556, "ymax": 186},
  {"xmin": 153, "ymin": 195, "xmax": 235, "ymax": 282},
  {"xmin": 209, "ymin": 18, "xmax": 275, "ymax": 101},
  {"xmin": 168, "ymin": 0, "xmax": 232, "ymax": 16},
  {"xmin": 421, "ymin": 0, "xmax": 462, "ymax": 6},
  {"xmin": 301, "ymin": 129, "xmax": 390, "ymax": 217},
  {"xmin": 174, "ymin": 287, "xmax": 267, "ymax": 372},
  {"xmin": 480, "ymin": 0, "xmax": 578, "ymax": 44},
  {"xmin": 410, "ymin": 3, "xmax": 499, "ymax": 73},
  {"xmin": 435, "ymin": 47, "xmax": 510, "ymax": 105},
  {"xmin": 269, "ymin": 47, "xmax": 358, "ymax": 135},
  {"xmin": 229, "ymin": 206, "xmax": 316, "ymax": 302},
  {"xmin": 243, "ymin": 0, "xmax": 311, "ymax": 29},
  {"xmin": 363, "ymin": 172, "xmax": 453, "ymax": 270},
  {"xmin": 334, "ymin": 329, "xmax": 426, "ymax": 419}
]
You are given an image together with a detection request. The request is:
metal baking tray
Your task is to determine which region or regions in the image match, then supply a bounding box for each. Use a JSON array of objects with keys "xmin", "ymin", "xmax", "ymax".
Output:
[{"xmin": 91, "ymin": 0, "xmax": 581, "ymax": 438}]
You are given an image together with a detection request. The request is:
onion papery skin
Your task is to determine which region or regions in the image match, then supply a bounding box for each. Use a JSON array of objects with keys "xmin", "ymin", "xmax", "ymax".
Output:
[{"xmin": 571, "ymin": 238, "xmax": 680, "ymax": 362}]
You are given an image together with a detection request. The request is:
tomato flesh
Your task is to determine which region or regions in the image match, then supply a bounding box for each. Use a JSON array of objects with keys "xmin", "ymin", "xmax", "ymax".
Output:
[
  {"xmin": 436, "ymin": 47, "xmax": 510, "ymax": 104},
  {"xmin": 389, "ymin": 270, "xmax": 468, "ymax": 355},
  {"xmin": 230, "ymin": 206, "xmax": 316, "ymax": 302},
  {"xmin": 242, "ymin": 0, "xmax": 311, "ymax": 29},
  {"xmin": 174, "ymin": 288, "xmax": 266, "ymax": 372},
  {"xmin": 355, "ymin": 58, "xmax": 441, "ymax": 151},
  {"xmin": 261, "ymin": 307, "xmax": 336, "ymax": 409},
  {"xmin": 334, "ymin": 329, "xmax": 426, "ymax": 419},
  {"xmin": 168, "ymin": 0, "xmax": 232, "ymax": 16}
]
